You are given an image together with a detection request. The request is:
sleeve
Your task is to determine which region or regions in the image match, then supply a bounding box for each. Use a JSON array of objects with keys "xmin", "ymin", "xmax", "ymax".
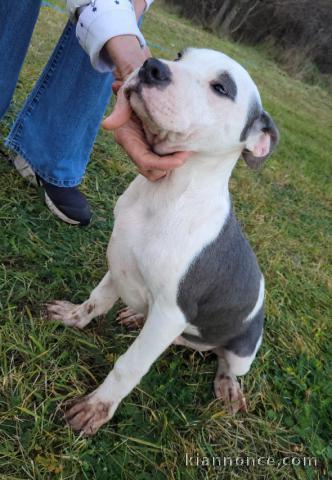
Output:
[{"xmin": 74, "ymin": 0, "xmax": 147, "ymax": 73}]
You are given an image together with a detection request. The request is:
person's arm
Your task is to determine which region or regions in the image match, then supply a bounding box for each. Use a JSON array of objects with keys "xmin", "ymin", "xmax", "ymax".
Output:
[{"xmin": 67, "ymin": 0, "xmax": 153, "ymax": 72}]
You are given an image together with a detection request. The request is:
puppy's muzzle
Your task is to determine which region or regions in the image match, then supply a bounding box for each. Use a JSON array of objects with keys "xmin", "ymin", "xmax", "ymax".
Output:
[{"xmin": 138, "ymin": 58, "xmax": 172, "ymax": 87}]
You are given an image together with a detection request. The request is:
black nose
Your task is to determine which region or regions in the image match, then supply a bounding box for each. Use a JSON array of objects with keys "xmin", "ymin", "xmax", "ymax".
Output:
[{"xmin": 138, "ymin": 58, "xmax": 172, "ymax": 87}]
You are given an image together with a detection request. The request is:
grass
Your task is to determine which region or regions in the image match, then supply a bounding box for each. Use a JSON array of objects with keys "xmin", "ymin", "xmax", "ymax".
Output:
[{"xmin": 0, "ymin": 1, "xmax": 331, "ymax": 479}]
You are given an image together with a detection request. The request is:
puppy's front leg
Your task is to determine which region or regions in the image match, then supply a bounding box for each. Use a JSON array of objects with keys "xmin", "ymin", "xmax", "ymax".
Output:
[
  {"xmin": 47, "ymin": 271, "xmax": 118, "ymax": 329},
  {"xmin": 64, "ymin": 303, "xmax": 186, "ymax": 435}
]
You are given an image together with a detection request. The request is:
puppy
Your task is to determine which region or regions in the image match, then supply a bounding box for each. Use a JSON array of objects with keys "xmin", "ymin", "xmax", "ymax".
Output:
[{"xmin": 47, "ymin": 48, "xmax": 279, "ymax": 435}]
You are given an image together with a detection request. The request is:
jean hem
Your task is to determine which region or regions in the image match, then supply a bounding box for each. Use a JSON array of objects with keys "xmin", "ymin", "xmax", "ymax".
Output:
[{"xmin": 5, "ymin": 138, "xmax": 83, "ymax": 187}]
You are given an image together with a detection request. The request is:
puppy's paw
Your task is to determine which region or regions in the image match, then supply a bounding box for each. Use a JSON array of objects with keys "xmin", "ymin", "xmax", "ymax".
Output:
[
  {"xmin": 63, "ymin": 393, "xmax": 112, "ymax": 436},
  {"xmin": 214, "ymin": 374, "xmax": 247, "ymax": 415},
  {"xmin": 46, "ymin": 300, "xmax": 90, "ymax": 329},
  {"xmin": 116, "ymin": 307, "xmax": 145, "ymax": 329}
]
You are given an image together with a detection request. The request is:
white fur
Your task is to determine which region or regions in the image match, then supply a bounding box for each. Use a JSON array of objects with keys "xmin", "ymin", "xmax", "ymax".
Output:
[
  {"xmin": 225, "ymin": 335, "xmax": 263, "ymax": 376},
  {"xmin": 184, "ymin": 323, "xmax": 202, "ymax": 337},
  {"xmin": 108, "ymin": 156, "xmax": 233, "ymax": 315},
  {"xmin": 95, "ymin": 302, "xmax": 187, "ymax": 412},
  {"xmin": 244, "ymin": 275, "xmax": 265, "ymax": 323}
]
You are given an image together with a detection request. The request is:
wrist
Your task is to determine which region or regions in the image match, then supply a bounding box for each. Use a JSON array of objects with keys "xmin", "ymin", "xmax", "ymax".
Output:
[
  {"xmin": 105, "ymin": 35, "xmax": 149, "ymax": 80},
  {"xmin": 75, "ymin": 0, "xmax": 147, "ymax": 72}
]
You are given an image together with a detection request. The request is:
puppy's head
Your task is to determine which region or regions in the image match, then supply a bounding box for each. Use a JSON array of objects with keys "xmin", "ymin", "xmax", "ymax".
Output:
[{"xmin": 125, "ymin": 48, "xmax": 279, "ymax": 167}]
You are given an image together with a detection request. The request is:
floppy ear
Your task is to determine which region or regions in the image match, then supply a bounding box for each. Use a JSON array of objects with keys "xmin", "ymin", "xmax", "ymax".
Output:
[{"xmin": 242, "ymin": 111, "xmax": 279, "ymax": 169}]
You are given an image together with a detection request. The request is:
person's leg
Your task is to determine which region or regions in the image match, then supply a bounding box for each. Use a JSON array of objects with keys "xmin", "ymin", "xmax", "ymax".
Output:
[
  {"xmin": 0, "ymin": 0, "xmax": 42, "ymax": 119},
  {"xmin": 6, "ymin": 20, "xmax": 114, "ymax": 225}
]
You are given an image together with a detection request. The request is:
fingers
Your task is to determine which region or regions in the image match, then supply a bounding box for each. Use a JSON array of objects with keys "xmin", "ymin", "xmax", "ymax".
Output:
[
  {"xmin": 139, "ymin": 169, "xmax": 167, "ymax": 181},
  {"xmin": 135, "ymin": 151, "xmax": 191, "ymax": 181},
  {"xmin": 102, "ymin": 88, "xmax": 132, "ymax": 130},
  {"xmin": 137, "ymin": 150, "xmax": 190, "ymax": 171}
]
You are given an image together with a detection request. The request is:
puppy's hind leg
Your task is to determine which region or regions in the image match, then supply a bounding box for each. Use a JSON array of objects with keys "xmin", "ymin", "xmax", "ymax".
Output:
[
  {"xmin": 116, "ymin": 307, "xmax": 145, "ymax": 329},
  {"xmin": 214, "ymin": 310, "xmax": 264, "ymax": 414},
  {"xmin": 213, "ymin": 350, "xmax": 247, "ymax": 415},
  {"xmin": 214, "ymin": 331, "xmax": 263, "ymax": 415},
  {"xmin": 47, "ymin": 271, "xmax": 118, "ymax": 329}
]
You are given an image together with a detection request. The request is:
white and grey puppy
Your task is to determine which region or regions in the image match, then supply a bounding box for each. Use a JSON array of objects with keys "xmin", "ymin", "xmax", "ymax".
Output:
[{"xmin": 47, "ymin": 48, "xmax": 279, "ymax": 435}]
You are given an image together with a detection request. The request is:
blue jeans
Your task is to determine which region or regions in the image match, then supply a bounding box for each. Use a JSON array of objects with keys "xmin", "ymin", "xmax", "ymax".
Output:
[{"xmin": 0, "ymin": 0, "xmax": 114, "ymax": 186}]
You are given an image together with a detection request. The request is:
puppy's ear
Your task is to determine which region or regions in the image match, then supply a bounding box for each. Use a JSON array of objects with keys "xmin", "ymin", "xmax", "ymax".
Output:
[{"xmin": 242, "ymin": 111, "xmax": 279, "ymax": 169}]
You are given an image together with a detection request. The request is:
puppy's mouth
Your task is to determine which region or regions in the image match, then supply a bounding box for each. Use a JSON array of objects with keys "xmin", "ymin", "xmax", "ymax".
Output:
[
  {"xmin": 124, "ymin": 81, "xmax": 168, "ymax": 144},
  {"xmin": 124, "ymin": 83, "xmax": 150, "ymax": 122},
  {"xmin": 124, "ymin": 61, "xmax": 190, "ymax": 155}
]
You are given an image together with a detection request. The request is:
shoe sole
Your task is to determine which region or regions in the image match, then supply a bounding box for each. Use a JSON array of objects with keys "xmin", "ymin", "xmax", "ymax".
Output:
[{"xmin": 44, "ymin": 192, "xmax": 81, "ymax": 225}]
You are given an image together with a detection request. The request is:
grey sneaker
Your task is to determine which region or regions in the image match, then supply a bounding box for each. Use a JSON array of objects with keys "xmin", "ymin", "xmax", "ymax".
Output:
[{"xmin": 12, "ymin": 155, "xmax": 37, "ymax": 186}]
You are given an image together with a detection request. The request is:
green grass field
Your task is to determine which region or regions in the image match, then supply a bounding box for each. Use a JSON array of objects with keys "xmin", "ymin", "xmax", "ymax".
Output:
[{"xmin": 0, "ymin": 1, "xmax": 331, "ymax": 479}]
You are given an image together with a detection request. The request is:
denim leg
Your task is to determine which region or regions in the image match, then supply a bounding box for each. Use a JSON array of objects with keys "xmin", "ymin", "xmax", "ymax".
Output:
[
  {"xmin": 0, "ymin": 0, "xmax": 42, "ymax": 119},
  {"xmin": 6, "ymin": 20, "xmax": 114, "ymax": 187}
]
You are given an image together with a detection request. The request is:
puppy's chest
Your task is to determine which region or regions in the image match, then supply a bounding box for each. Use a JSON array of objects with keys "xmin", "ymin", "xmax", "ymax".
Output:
[{"xmin": 109, "ymin": 178, "xmax": 229, "ymax": 301}]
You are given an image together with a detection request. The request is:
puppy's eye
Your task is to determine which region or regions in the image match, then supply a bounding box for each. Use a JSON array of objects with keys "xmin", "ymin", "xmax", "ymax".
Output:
[
  {"xmin": 212, "ymin": 83, "xmax": 227, "ymax": 96},
  {"xmin": 174, "ymin": 51, "xmax": 183, "ymax": 62}
]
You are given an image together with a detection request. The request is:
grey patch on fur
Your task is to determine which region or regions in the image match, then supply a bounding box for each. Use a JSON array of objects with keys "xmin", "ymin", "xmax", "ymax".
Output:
[
  {"xmin": 177, "ymin": 208, "xmax": 264, "ymax": 354},
  {"xmin": 225, "ymin": 308, "xmax": 263, "ymax": 356},
  {"xmin": 240, "ymin": 96, "xmax": 261, "ymax": 142},
  {"xmin": 214, "ymin": 72, "xmax": 238, "ymax": 101}
]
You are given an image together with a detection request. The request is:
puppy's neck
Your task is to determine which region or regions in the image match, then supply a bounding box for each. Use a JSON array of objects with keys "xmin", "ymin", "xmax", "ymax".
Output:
[{"xmin": 167, "ymin": 151, "xmax": 239, "ymax": 199}]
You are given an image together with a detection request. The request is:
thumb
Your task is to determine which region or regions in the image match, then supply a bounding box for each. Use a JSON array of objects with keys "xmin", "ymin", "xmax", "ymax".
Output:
[{"xmin": 102, "ymin": 88, "xmax": 132, "ymax": 130}]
